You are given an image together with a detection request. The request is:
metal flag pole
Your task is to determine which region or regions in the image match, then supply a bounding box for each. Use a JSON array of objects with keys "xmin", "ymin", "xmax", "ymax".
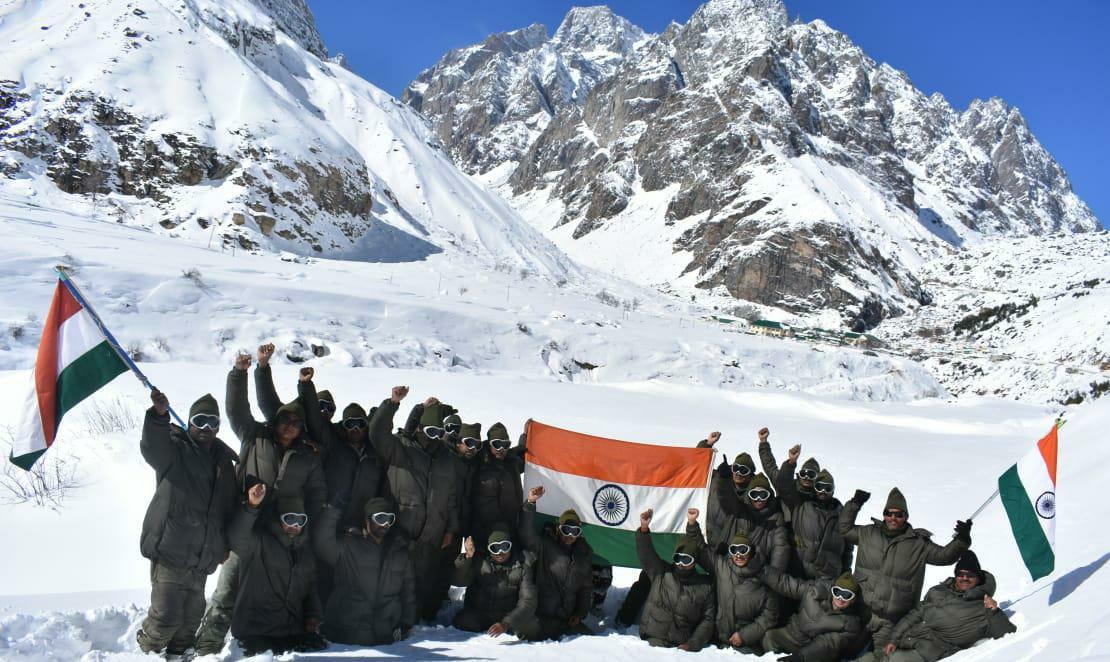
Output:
[
  {"xmin": 53, "ymin": 266, "xmax": 187, "ymax": 428},
  {"xmin": 967, "ymin": 417, "xmax": 1066, "ymax": 521}
]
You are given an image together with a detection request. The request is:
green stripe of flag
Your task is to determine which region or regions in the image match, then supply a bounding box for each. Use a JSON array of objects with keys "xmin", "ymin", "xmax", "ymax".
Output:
[
  {"xmin": 9, "ymin": 448, "xmax": 47, "ymax": 472},
  {"xmin": 55, "ymin": 342, "xmax": 128, "ymax": 421},
  {"xmin": 998, "ymin": 464, "xmax": 1055, "ymax": 580},
  {"xmin": 534, "ymin": 514, "xmax": 684, "ymax": 569}
]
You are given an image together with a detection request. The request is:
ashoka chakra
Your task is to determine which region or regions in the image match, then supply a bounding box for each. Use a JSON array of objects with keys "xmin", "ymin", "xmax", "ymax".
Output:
[
  {"xmin": 593, "ymin": 483, "xmax": 630, "ymax": 526},
  {"xmin": 1035, "ymin": 491, "xmax": 1055, "ymax": 519}
]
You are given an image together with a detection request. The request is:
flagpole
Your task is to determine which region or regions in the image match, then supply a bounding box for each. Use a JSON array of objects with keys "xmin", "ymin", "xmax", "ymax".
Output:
[
  {"xmin": 53, "ymin": 267, "xmax": 187, "ymax": 428},
  {"xmin": 968, "ymin": 417, "xmax": 1066, "ymax": 521}
]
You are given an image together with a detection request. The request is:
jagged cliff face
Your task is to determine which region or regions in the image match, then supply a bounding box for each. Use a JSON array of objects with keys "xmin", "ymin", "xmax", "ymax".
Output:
[
  {"xmin": 407, "ymin": 0, "xmax": 1099, "ymax": 328},
  {"xmin": 0, "ymin": 0, "xmax": 574, "ymax": 278}
]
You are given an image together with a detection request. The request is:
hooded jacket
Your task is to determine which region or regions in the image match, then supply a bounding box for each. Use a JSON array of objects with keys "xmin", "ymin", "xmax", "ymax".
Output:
[
  {"xmin": 452, "ymin": 548, "xmax": 538, "ymax": 630},
  {"xmin": 519, "ymin": 501, "xmax": 594, "ymax": 623},
  {"xmin": 635, "ymin": 530, "xmax": 716, "ymax": 651},
  {"xmin": 890, "ymin": 571, "xmax": 1016, "ymax": 661},
  {"xmin": 762, "ymin": 568, "xmax": 865, "ymax": 662},
  {"xmin": 715, "ymin": 475, "xmax": 791, "ymax": 571},
  {"xmin": 471, "ymin": 428, "xmax": 526, "ymax": 546},
  {"xmin": 776, "ymin": 460, "xmax": 851, "ymax": 579}
]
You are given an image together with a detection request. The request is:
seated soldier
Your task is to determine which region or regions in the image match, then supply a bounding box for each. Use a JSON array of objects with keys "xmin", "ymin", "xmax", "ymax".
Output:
[
  {"xmin": 452, "ymin": 528, "xmax": 540, "ymax": 640},
  {"xmin": 761, "ymin": 568, "xmax": 865, "ymax": 662},
  {"xmin": 635, "ymin": 508, "xmax": 716, "ymax": 652},
  {"xmin": 884, "ymin": 550, "xmax": 1016, "ymax": 661},
  {"xmin": 227, "ymin": 484, "xmax": 324, "ymax": 656},
  {"xmin": 313, "ymin": 496, "xmax": 416, "ymax": 646},
  {"xmin": 685, "ymin": 507, "xmax": 778, "ymax": 654},
  {"xmin": 519, "ymin": 486, "xmax": 594, "ymax": 640}
]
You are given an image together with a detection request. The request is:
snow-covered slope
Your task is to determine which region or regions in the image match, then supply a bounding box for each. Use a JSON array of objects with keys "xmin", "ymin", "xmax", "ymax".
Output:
[{"xmin": 0, "ymin": 0, "xmax": 573, "ymax": 278}]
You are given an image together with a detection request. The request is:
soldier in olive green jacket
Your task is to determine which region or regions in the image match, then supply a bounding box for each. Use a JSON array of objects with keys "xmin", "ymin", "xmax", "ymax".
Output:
[
  {"xmin": 884, "ymin": 551, "xmax": 1016, "ymax": 662},
  {"xmin": 775, "ymin": 445, "xmax": 852, "ymax": 579},
  {"xmin": 696, "ymin": 430, "xmax": 758, "ymax": 548},
  {"xmin": 761, "ymin": 569, "xmax": 865, "ymax": 662},
  {"xmin": 452, "ymin": 529, "xmax": 541, "ymax": 639},
  {"xmin": 715, "ymin": 473, "xmax": 792, "ymax": 571},
  {"xmin": 635, "ymin": 508, "xmax": 716, "ymax": 652},
  {"xmin": 520, "ymin": 487, "xmax": 594, "ymax": 640},
  {"xmin": 472, "ymin": 422, "xmax": 526, "ymax": 548}
]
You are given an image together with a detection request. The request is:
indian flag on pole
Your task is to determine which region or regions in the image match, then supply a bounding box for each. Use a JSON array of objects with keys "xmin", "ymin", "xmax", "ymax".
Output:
[
  {"xmin": 998, "ymin": 423, "xmax": 1060, "ymax": 581},
  {"xmin": 10, "ymin": 278, "xmax": 128, "ymax": 470},
  {"xmin": 523, "ymin": 420, "xmax": 714, "ymax": 568}
]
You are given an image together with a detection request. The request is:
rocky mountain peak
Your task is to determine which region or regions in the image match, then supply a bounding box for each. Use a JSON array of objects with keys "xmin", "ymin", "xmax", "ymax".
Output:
[
  {"xmin": 488, "ymin": 23, "xmax": 550, "ymax": 54},
  {"xmin": 247, "ymin": 0, "xmax": 327, "ymax": 59},
  {"xmin": 687, "ymin": 0, "xmax": 789, "ymax": 36},
  {"xmin": 553, "ymin": 6, "xmax": 646, "ymax": 54}
]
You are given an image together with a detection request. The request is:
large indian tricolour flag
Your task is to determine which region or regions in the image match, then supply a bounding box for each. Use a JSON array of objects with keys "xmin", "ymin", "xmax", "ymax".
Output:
[
  {"xmin": 10, "ymin": 279, "xmax": 128, "ymax": 470},
  {"xmin": 523, "ymin": 420, "xmax": 714, "ymax": 568},
  {"xmin": 998, "ymin": 423, "xmax": 1060, "ymax": 581}
]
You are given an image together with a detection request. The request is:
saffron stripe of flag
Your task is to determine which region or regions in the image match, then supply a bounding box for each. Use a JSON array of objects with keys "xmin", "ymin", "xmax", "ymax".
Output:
[
  {"xmin": 998, "ymin": 424, "xmax": 1059, "ymax": 580},
  {"xmin": 522, "ymin": 420, "xmax": 713, "ymax": 568},
  {"xmin": 10, "ymin": 280, "xmax": 128, "ymax": 470}
]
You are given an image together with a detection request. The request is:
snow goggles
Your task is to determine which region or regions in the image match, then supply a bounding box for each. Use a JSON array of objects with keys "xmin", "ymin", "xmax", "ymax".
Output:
[
  {"xmin": 831, "ymin": 586, "xmax": 856, "ymax": 602},
  {"xmin": 728, "ymin": 544, "xmax": 752, "ymax": 557},
  {"xmin": 370, "ymin": 512, "xmax": 396, "ymax": 527},
  {"xmin": 319, "ymin": 400, "xmax": 336, "ymax": 415},
  {"xmin": 461, "ymin": 437, "xmax": 484, "ymax": 450},
  {"xmin": 487, "ymin": 540, "xmax": 513, "ymax": 555},
  {"xmin": 558, "ymin": 524, "xmax": 582, "ymax": 537},
  {"xmin": 731, "ymin": 464, "xmax": 754, "ymax": 476},
  {"xmin": 883, "ymin": 509, "xmax": 907, "ymax": 519},
  {"xmin": 189, "ymin": 413, "xmax": 220, "ymax": 430},
  {"xmin": 814, "ymin": 481, "xmax": 834, "ymax": 494},
  {"xmin": 421, "ymin": 425, "xmax": 445, "ymax": 440},
  {"xmin": 798, "ymin": 468, "xmax": 818, "ymax": 480},
  {"xmin": 342, "ymin": 418, "xmax": 368, "ymax": 430},
  {"xmin": 747, "ymin": 488, "xmax": 772, "ymax": 502},
  {"xmin": 672, "ymin": 553, "xmax": 695, "ymax": 567},
  {"xmin": 281, "ymin": 513, "xmax": 309, "ymax": 528},
  {"xmin": 444, "ymin": 421, "xmax": 461, "ymax": 434},
  {"xmin": 489, "ymin": 438, "xmax": 512, "ymax": 451}
]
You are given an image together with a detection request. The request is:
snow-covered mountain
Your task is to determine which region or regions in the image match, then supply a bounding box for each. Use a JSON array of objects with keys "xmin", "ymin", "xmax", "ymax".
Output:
[
  {"xmin": 0, "ymin": 0, "xmax": 573, "ymax": 278},
  {"xmin": 406, "ymin": 0, "xmax": 1100, "ymax": 329}
]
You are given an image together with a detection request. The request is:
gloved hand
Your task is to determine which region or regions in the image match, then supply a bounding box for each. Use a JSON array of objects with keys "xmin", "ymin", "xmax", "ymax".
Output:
[
  {"xmin": 954, "ymin": 519, "xmax": 973, "ymax": 543},
  {"xmin": 716, "ymin": 462, "xmax": 732, "ymax": 480},
  {"xmin": 850, "ymin": 489, "xmax": 871, "ymax": 506}
]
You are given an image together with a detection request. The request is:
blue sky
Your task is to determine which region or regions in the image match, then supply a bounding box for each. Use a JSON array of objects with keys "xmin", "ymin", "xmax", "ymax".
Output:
[{"xmin": 311, "ymin": 1, "xmax": 1108, "ymax": 228}]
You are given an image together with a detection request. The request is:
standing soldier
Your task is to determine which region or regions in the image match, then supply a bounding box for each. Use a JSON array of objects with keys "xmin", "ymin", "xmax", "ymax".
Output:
[
  {"xmin": 439, "ymin": 420, "xmax": 483, "ymax": 601},
  {"xmin": 519, "ymin": 486, "xmax": 594, "ymax": 640},
  {"xmin": 252, "ymin": 343, "xmax": 337, "ymax": 429},
  {"xmin": 775, "ymin": 444, "xmax": 851, "ymax": 579},
  {"xmin": 194, "ymin": 353, "xmax": 326, "ymax": 655},
  {"xmin": 758, "ymin": 428, "xmax": 821, "ymax": 516},
  {"xmin": 472, "ymin": 422, "xmax": 525, "ymax": 548},
  {"xmin": 716, "ymin": 472, "xmax": 791, "ymax": 571},
  {"xmin": 368, "ymin": 386, "xmax": 459, "ymax": 621},
  {"xmin": 697, "ymin": 431, "xmax": 758, "ymax": 547},
  {"xmin": 135, "ymin": 390, "xmax": 238, "ymax": 657}
]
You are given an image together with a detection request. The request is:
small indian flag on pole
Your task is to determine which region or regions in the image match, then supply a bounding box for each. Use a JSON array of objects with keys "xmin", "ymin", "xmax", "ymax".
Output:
[
  {"xmin": 998, "ymin": 422, "xmax": 1060, "ymax": 581},
  {"xmin": 10, "ymin": 276, "xmax": 129, "ymax": 470},
  {"xmin": 523, "ymin": 420, "xmax": 714, "ymax": 568}
]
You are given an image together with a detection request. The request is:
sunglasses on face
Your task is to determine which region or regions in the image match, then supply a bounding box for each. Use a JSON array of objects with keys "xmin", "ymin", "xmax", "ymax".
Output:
[
  {"xmin": 488, "ymin": 540, "xmax": 513, "ymax": 555},
  {"xmin": 558, "ymin": 523, "xmax": 582, "ymax": 537},
  {"xmin": 731, "ymin": 464, "xmax": 753, "ymax": 476},
  {"xmin": 370, "ymin": 512, "xmax": 396, "ymax": 527},
  {"xmin": 672, "ymin": 553, "xmax": 695, "ymax": 567},
  {"xmin": 747, "ymin": 488, "xmax": 772, "ymax": 502},
  {"xmin": 955, "ymin": 570, "xmax": 979, "ymax": 580},
  {"xmin": 461, "ymin": 437, "xmax": 484, "ymax": 450},
  {"xmin": 277, "ymin": 416, "xmax": 302, "ymax": 429},
  {"xmin": 831, "ymin": 586, "xmax": 855, "ymax": 601},
  {"xmin": 444, "ymin": 421, "xmax": 461, "ymax": 434},
  {"xmin": 319, "ymin": 400, "xmax": 336, "ymax": 414},
  {"xmin": 342, "ymin": 418, "xmax": 368, "ymax": 430},
  {"xmin": 422, "ymin": 426, "xmax": 445, "ymax": 440},
  {"xmin": 281, "ymin": 513, "xmax": 309, "ymax": 528},
  {"xmin": 189, "ymin": 413, "xmax": 220, "ymax": 430},
  {"xmin": 883, "ymin": 510, "xmax": 907, "ymax": 519},
  {"xmin": 728, "ymin": 544, "xmax": 752, "ymax": 557},
  {"xmin": 489, "ymin": 439, "xmax": 512, "ymax": 451},
  {"xmin": 814, "ymin": 481, "xmax": 834, "ymax": 494},
  {"xmin": 798, "ymin": 469, "xmax": 818, "ymax": 480}
]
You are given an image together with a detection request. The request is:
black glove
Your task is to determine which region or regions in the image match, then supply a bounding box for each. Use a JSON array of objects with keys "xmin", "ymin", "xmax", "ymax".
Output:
[
  {"xmin": 850, "ymin": 489, "xmax": 871, "ymax": 506},
  {"xmin": 716, "ymin": 461, "xmax": 732, "ymax": 480},
  {"xmin": 954, "ymin": 519, "xmax": 972, "ymax": 543}
]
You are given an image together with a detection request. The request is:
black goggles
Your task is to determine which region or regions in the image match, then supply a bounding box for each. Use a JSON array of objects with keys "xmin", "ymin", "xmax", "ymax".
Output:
[
  {"xmin": 189, "ymin": 413, "xmax": 220, "ymax": 430},
  {"xmin": 731, "ymin": 464, "xmax": 753, "ymax": 476},
  {"xmin": 814, "ymin": 481, "xmax": 834, "ymax": 494},
  {"xmin": 489, "ymin": 438, "xmax": 512, "ymax": 451},
  {"xmin": 370, "ymin": 512, "xmax": 396, "ymax": 527},
  {"xmin": 955, "ymin": 570, "xmax": 979, "ymax": 580},
  {"xmin": 728, "ymin": 543, "xmax": 752, "ymax": 557},
  {"xmin": 342, "ymin": 418, "xmax": 368, "ymax": 430},
  {"xmin": 672, "ymin": 553, "xmax": 695, "ymax": 567},
  {"xmin": 558, "ymin": 523, "xmax": 582, "ymax": 537},
  {"xmin": 487, "ymin": 540, "xmax": 512, "ymax": 555},
  {"xmin": 747, "ymin": 488, "xmax": 772, "ymax": 501},
  {"xmin": 831, "ymin": 586, "xmax": 856, "ymax": 601},
  {"xmin": 422, "ymin": 425, "xmax": 445, "ymax": 440},
  {"xmin": 883, "ymin": 509, "xmax": 907, "ymax": 519},
  {"xmin": 319, "ymin": 400, "xmax": 336, "ymax": 414},
  {"xmin": 798, "ymin": 468, "xmax": 818, "ymax": 480},
  {"xmin": 281, "ymin": 513, "xmax": 309, "ymax": 528},
  {"xmin": 444, "ymin": 421, "xmax": 461, "ymax": 434},
  {"xmin": 461, "ymin": 437, "xmax": 484, "ymax": 450}
]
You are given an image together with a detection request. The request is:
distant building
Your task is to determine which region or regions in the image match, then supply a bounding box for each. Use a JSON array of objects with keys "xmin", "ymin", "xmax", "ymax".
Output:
[{"xmin": 751, "ymin": 319, "xmax": 793, "ymax": 338}]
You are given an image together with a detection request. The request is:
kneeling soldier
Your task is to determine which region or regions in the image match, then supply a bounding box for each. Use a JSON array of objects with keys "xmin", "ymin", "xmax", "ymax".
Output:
[
  {"xmin": 761, "ymin": 569, "xmax": 865, "ymax": 662},
  {"xmin": 452, "ymin": 529, "xmax": 540, "ymax": 639}
]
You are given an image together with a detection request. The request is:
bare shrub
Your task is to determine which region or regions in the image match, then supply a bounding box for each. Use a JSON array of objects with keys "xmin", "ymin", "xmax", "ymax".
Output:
[
  {"xmin": 82, "ymin": 396, "xmax": 141, "ymax": 435},
  {"xmin": 0, "ymin": 426, "xmax": 85, "ymax": 510},
  {"xmin": 596, "ymin": 289, "xmax": 620, "ymax": 308}
]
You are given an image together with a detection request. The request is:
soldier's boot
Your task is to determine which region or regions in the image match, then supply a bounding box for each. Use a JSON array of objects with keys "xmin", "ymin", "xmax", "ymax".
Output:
[{"xmin": 192, "ymin": 553, "xmax": 240, "ymax": 655}]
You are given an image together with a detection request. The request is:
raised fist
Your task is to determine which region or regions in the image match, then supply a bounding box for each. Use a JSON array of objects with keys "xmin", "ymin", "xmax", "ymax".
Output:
[
  {"xmin": 299, "ymin": 367, "xmax": 314, "ymax": 382},
  {"xmin": 687, "ymin": 508, "xmax": 699, "ymax": 525},
  {"xmin": 639, "ymin": 508, "xmax": 653, "ymax": 530},
  {"xmin": 234, "ymin": 352, "xmax": 252, "ymax": 371},
  {"xmin": 850, "ymin": 489, "xmax": 871, "ymax": 506},
  {"xmin": 391, "ymin": 385, "xmax": 409, "ymax": 403},
  {"xmin": 247, "ymin": 482, "xmax": 266, "ymax": 507},
  {"xmin": 423, "ymin": 396, "xmax": 440, "ymax": 408},
  {"xmin": 150, "ymin": 389, "xmax": 169, "ymax": 416},
  {"xmin": 528, "ymin": 486, "xmax": 545, "ymax": 503},
  {"xmin": 706, "ymin": 431, "xmax": 722, "ymax": 446},
  {"xmin": 463, "ymin": 536, "xmax": 475, "ymax": 559},
  {"xmin": 788, "ymin": 444, "xmax": 801, "ymax": 463},
  {"xmin": 758, "ymin": 427, "xmax": 770, "ymax": 443},
  {"xmin": 257, "ymin": 343, "xmax": 275, "ymax": 367}
]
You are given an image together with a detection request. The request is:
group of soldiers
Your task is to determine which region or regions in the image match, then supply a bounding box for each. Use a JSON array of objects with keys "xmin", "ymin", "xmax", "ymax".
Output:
[{"xmin": 133, "ymin": 344, "xmax": 1016, "ymax": 660}]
